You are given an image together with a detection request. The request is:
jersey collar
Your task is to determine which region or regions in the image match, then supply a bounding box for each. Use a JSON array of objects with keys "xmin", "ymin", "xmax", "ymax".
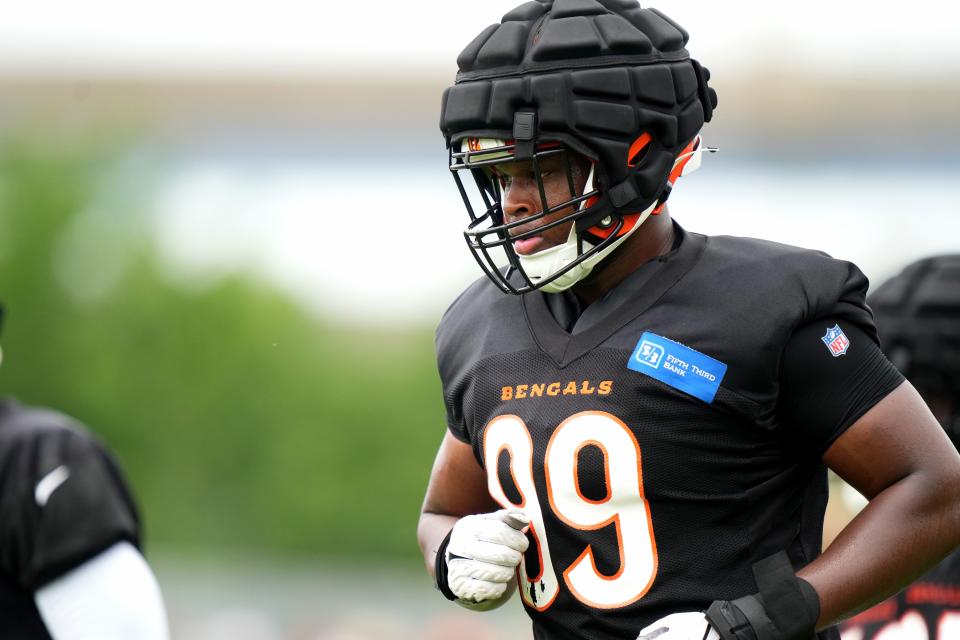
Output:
[{"xmin": 522, "ymin": 222, "xmax": 707, "ymax": 368}]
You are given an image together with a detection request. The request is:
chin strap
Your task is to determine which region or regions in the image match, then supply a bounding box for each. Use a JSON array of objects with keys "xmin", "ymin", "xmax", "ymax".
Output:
[{"xmin": 522, "ymin": 200, "xmax": 657, "ymax": 293}]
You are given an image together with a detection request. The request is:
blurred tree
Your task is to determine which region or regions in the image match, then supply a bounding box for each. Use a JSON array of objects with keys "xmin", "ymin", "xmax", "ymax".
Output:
[{"xmin": 0, "ymin": 138, "xmax": 445, "ymax": 561}]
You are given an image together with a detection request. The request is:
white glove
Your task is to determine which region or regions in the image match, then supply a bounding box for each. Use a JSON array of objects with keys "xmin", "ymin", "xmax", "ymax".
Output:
[
  {"xmin": 636, "ymin": 612, "xmax": 721, "ymax": 640},
  {"xmin": 445, "ymin": 509, "xmax": 530, "ymax": 603}
]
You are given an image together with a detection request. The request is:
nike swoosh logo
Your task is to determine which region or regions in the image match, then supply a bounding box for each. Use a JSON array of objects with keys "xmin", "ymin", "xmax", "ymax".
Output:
[{"xmin": 35, "ymin": 465, "xmax": 70, "ymax": 507}]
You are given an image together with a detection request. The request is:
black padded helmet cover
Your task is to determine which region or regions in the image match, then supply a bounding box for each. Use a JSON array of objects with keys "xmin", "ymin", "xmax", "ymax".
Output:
[
  {"xmin": 869, "ymin": 255, "xmax": 960, "ymax": 440},
  {"xmin": 440, "ymin": 0, "xmax": 718, "ymax": 218},
  {"xmin": 870, "ymin": 255, "xmax": 960, "ymax": 383}
]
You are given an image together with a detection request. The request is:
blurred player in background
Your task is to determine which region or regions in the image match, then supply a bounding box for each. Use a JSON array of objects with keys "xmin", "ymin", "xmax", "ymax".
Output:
[
  {"xmin": 417, "ymin": 1, "xmax": 960, "ymax": 639},
  {"xmin": 840, "ymin": 255, "xmax": 960, "ymax": 640},
  {"xmin": 0, "ymin": 304, "xmax": 169, "ymax": 639}
]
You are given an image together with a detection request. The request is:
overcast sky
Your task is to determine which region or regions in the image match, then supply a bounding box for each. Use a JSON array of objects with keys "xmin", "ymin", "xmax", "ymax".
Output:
[{"xmin": 1, "ymin": 1, "xmax": 958, "ymax": 77}]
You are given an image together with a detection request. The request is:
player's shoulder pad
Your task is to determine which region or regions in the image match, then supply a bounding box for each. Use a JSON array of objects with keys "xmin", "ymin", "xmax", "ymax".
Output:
[
  {"xmin": 699, "ymin": 234, "xmax": 871, "ymax": 329},
  {"xmin": 436, "ymin": 273, "xmax": 522, "ymax": 364},
  {"xmin": 0, "ymin": 400, "xmax": 94, "ymax": 444},
  {"xmin": 705, "ymin": 234, "xmax": 842, "ymax": 275},
  {"xmin": 436, "ymin": 274, "xmax": 504, "ymax": 333},
  {"xmin": 0, "ymin": 400, "xmax": 107, "ymax": 479},
  {"xmin": 0, "ymin": 400, "xmax": 141, "ymax": 590}
]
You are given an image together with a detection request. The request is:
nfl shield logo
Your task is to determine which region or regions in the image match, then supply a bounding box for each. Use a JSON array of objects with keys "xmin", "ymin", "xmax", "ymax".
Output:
[{"xmin": 821, "ymin": 324, "xmax": 850, "ymax": 357}]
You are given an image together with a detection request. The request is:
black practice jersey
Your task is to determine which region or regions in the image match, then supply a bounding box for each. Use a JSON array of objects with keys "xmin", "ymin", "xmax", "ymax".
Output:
[
  {"xmin": 840, "ymin": 550, "xmax": 960, "ymax": 640},
  {"xmin": 0, "ymin": 399, "xmax": 141, "ymax": 639},
  {"xmin": 435, "ymin": 225, "xmax": 903, "ymax": 640}
]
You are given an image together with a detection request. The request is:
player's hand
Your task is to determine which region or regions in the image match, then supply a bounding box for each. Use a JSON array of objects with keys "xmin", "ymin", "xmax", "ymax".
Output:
[
  {"xmin": 636, "ymin": 612, "xmax": 721, "ymax": 640},
  {"xmin": 444, "ymin": 509, "xmax": 530, "ymax": 603}
]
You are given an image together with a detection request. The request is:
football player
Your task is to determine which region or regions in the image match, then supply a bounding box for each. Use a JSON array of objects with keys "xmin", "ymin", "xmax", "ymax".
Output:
[
  {"xmin": 839, "ymin": 255, "xmax": 960, "ymax": 640},
  {"xmin": 416, "ymin": 2, "xmax": 960, "ymax": 640},
  {"xmin": 0, "ymin": 304, "xmax": 170, "ymax": 639}
]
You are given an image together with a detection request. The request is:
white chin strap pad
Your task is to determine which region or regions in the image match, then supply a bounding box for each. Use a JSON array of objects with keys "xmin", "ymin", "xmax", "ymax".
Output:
[{"xmin": 519, "ymin": 200, "xmax": 657, "ymax": 293}]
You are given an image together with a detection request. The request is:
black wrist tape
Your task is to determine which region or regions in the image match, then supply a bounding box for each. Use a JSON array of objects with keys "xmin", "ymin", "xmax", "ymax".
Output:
[
  {"xmin": 434, "ymin": 529, "xmax": 457, "ymax": 601},
  {"xmin": 707, "ymin": 598, "xmax": 764, "ymax": 640},
  {"xmin": 706, "ymin": 552, "xmax": 821, "ymax": 640}
]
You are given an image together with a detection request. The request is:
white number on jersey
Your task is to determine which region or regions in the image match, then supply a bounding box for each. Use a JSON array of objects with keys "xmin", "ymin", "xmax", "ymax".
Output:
[{"xmin": 484, "ymin": 411, "xmax": 658, "ymax": 610}]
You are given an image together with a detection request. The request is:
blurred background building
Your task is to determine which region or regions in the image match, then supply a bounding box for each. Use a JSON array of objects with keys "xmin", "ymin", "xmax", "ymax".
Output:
[{"xmin": 0, "ymin": 1, "xmax": 958, "ymax": 638}]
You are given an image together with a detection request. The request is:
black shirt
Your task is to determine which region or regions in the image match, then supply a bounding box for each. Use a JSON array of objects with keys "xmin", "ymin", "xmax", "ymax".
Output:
[
  {"xmin": 434, "ymin": 224, "xmax": 903, "ymax": 640},
  {"xmin": 0, "ymin": 399, "xmax": 141, "ymax": 639}
]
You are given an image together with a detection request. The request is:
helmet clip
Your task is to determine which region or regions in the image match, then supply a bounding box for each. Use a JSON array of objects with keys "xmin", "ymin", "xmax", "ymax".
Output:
[{"xmin": 512, "ymin": 111, "xmax": 538, "ymax": 160}]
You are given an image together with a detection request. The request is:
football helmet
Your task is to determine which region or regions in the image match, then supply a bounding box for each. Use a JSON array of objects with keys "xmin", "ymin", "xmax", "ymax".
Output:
[
  {"xmin": 440, "ymin": 0, "xmax": 718, "ymax": 294},
  {"xmin": 868, "ymin": 254, "xmax": 960, "ymax": 441}
]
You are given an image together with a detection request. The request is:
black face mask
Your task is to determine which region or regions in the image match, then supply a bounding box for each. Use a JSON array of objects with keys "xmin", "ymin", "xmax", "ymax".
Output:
[{"xmin": 449, "ymin": 140, "xmax": 614, "ymax": 295}]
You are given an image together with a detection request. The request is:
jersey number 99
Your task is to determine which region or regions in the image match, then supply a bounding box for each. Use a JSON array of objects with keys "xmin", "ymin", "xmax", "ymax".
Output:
[{"xmin": 483, "ymin": 411, "xmax": 658, "ymax": 611}]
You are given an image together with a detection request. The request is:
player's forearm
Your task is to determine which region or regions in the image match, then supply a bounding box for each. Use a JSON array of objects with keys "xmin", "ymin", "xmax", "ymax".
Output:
[
  {"xmin": 417, "ymin": 511, "xmax": 459, "ymax": 580},
  {"xmin": 799, "ymin": 467, "xmax": 960, "ymax": 627}
]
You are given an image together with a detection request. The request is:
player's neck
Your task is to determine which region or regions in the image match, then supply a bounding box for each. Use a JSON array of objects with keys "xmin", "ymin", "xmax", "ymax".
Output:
[{"xmin": 572, "ymin": 210, "xmax": 675, "ymax": 307}]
